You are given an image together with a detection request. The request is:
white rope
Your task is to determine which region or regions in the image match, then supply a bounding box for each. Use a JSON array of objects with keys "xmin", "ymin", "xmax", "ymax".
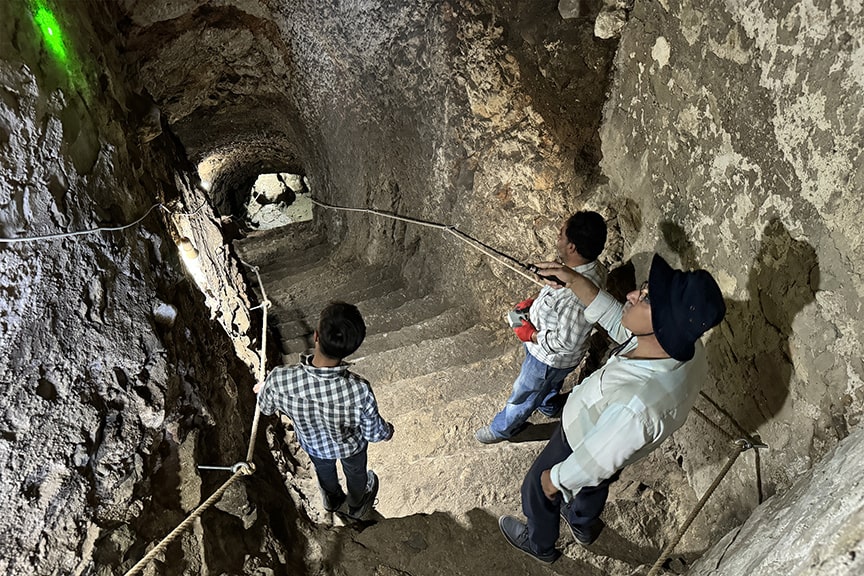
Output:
[
  {"xmin": 0, "ymin": 197, "xmax": 210, "ymax": 244},
  {"xmin": 308, "ymin": 197, "xmax": 543, "ymax": 286},
  {"xmin": 239, "ymin": 260, "xmax": 270, "ymax": 463},
  {"xmin": 0, "ymin": 203, "xmax": 165, "ymax": 243}
]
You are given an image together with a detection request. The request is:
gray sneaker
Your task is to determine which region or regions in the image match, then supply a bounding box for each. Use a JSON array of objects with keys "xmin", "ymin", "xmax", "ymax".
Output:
[
  {"xmin": 346, "ymin": 470, "xmax": 379, "ymax": 520},
  {"xmin": 475, "ymin": 426, "xmax": 505, "ymax": 444},
  {"xmin": 498, "ymin": 515, "xmax": 560, "ymax": 564}
]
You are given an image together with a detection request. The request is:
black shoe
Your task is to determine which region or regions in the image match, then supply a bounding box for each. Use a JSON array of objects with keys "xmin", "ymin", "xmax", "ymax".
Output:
[
  {"xmin": 321, "ymin": 491, "xmax": 346, "ymax": 513},
  {"xmin": 560, "ymin": 508, "xmax": 603, "ymax": 546},
  {"xmin": 346, "ymin": 470, "xmax": 379, "ymax": 520},
  {"xmin": 498, "ymin": 515, "xmax": 560, "ymax": 564}
]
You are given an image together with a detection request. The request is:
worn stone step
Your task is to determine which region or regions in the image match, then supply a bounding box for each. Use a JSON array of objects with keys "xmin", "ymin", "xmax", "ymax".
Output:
[
  {"xmin": 358, "ymin": 306, "xmax": 479, "ymax": 357},
  {"xmin": 350, "ymin": 324, "xmax": 513, "ymax": 386},
  {"xmin": 367, "ymin": 430, "xmax": 546, "ymax": 519},
  {"xmin": 267, "ymin": 264, "xmax": 404, "ymax": 321},
  {"xmin": 274, "ymin": 292, "xmax": 454, "ymax": 342},
  {"xmin": 254, "ymin": 241, "xmax": 333, "ymax": 278},
  {"xmin": 353, "ymin": 286, "xmax": 428, "ymax": 320},
  {"xmin": 234, "ymin": 220, "xmax": 326, "ymax": 265},
  {"xmin": 372, "ymin": 346, "xmax": 522, "ymax": 416}
]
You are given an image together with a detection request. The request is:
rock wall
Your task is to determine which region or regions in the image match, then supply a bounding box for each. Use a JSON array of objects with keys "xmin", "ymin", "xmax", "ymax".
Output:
[
  {"xmin": 593, "ymin": 0, "xmax": 864, "ymax": 547},
  {"xmin": 0, "ymin": 1, "xmax": 304, "ymax": 574},
  {"xmin": 689, "ymin": 426, "xmax": 864, "ymax": 575},
  {"xmin": 119, "ymin": 0, "xmax": 617, "ymax": 298}
]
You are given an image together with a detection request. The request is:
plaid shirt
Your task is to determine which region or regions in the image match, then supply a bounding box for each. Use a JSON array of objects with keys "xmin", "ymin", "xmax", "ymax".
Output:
[
  {"xmin": 550, "ymin": 290, "xmax": 706, "ymax": 501},
  {"xmin": 257, "ymin": 355, "xmax": 393, "ymax": 459},
  {"xmin": 526, "ymin": 260, "xmax": 606, "ymax": 369}
]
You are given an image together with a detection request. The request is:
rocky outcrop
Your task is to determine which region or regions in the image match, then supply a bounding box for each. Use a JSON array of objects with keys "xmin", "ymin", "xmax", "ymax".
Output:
[{"xmin": 689, "ymin": 426, "xmax": 864, "ymax": 575}]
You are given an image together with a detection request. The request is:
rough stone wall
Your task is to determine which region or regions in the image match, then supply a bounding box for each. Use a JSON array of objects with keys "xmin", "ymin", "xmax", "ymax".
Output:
[
  {"xmin": 119, "ymin": 0, "xmax": 617, "ymax": 302},
  {"xmin": 690, "ymin": 426, "xmax": 864, "ymax": 575},
  {"xmin": 593, "ymin": 0, "xmax": 864, "ymax": 543},
  {"xmin": 0, "ymin": 1, "xmax": 303, "ymax": 574}
]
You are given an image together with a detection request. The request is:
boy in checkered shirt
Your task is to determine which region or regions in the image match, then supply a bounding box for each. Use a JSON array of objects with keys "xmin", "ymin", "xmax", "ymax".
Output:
[{"xmin": 256, "ymin": 301, "xmax": 394, "ymax": 520}]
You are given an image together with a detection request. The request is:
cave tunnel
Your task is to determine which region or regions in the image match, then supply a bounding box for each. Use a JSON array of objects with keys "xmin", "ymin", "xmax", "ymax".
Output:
[{"xmin": 1, "ymin": 0, "xmax": 863, "ymax": 575}]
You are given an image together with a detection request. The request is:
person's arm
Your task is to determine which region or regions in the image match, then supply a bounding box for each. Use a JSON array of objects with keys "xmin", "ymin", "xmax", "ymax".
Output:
[
  {"xmin": 360, "ymin": 389, "xmax": 395, "ymax": 442},
  {"xmin": 532, "ymin": 262, "xmax": 600, "ymax": 306},
  {"xmin": 534, "ymin": 262, "xmax": 631, "ymax": 344},
  {"xmin": 543, "ymin": 404, "xmax": 649, "ymax": 501}
]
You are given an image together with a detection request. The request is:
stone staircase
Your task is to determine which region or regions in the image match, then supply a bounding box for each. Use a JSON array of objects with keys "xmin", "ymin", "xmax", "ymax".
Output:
[{"xmin": 234, "ymin": 225, "xmax": 660, "ymax": 576}]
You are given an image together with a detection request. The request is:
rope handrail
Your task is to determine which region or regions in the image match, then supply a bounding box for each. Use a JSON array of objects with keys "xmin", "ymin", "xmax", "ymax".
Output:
[
  {"xmin": 239, "ymin": 260, "xmax": 271, "ymax": 463},
  {"xmin": 0, "ymin": 203, "xmax": 166, "ymax": 243},
  {"xmin": 645, "ymin": 440, "xmax": 750, "ymax": 576},
  {"xmin": 645, "ymin": 402, "xmax": 769, "ymax": 576},
  {"xmin": 124, "ymin": 465, "xmax": 252, "ymax": 576},
  {"xmin": 0, "ymin": 196, "xmax": 210, "ymax": 244},
  {"xmin": 308, "ymin": 197, "xmax": 543, "ymax": 286}
]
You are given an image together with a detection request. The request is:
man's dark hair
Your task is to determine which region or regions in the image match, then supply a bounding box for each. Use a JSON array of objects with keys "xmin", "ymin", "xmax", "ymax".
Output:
[
  {"xmin": 565, "ymin": 211, "xmax": 607, "ymax": 261},
  {"xmin": 317, "ymin": 301, "xmax": 367, "ymax": 360}
]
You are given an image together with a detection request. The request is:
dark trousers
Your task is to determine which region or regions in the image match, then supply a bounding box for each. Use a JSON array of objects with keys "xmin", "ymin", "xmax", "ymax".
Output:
[
  {"xmin": 521, "ymin": 424, "xmax": 618, "ymax": 554},
  {"xmin": 308, "ymin": 446, "xmax": 368, "ymax": 508}
]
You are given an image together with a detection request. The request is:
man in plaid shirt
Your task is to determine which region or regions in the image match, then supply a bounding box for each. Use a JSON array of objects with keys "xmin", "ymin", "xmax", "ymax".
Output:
[
  {"xmin": 476, "ymin": 211, "xmax": 608, "ymax": 444},
  {"xmin": 256, "ymin": 301, "xmax": 394, "ymax": 520}
]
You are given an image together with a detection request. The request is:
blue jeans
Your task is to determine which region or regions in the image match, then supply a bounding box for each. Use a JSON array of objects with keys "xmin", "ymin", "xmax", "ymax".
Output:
[
  {"xmin": 489, "ymin": 347, "xmax": 574, "ymax": 438},
  {"xmin": 308, "ymin": 446, "xmax": 368, "ymax": 508},
  {"xmin": 522, "ymin": 425, "xmax": 618, "ymax": 555}
]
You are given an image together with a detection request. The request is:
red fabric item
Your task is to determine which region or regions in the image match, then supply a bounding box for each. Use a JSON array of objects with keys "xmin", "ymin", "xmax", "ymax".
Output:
[
  {"xmin": 513, "ymin": 319, "xmax": 537, "ymax": 342},
  {"xmin": 515, "ymin": 297, "xmax": 535, "ymax": 312}
]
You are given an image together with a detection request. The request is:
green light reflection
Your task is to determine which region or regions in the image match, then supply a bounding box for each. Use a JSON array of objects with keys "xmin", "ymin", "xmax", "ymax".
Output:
[{"xmin": 32, "ymin": 1, "xmax": 69, "ymax": 64}]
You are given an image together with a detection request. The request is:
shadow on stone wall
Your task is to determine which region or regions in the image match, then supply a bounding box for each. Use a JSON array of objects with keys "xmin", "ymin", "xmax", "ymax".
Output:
[{"xmin": 662, "ymin": 219, "xmax": 819, "ymax": 453}]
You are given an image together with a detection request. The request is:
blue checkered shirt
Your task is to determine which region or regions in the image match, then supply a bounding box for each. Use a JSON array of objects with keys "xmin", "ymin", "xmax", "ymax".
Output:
[{"xmin": 257, "ymin": 355, "xmax": 393, "ymax": 459}]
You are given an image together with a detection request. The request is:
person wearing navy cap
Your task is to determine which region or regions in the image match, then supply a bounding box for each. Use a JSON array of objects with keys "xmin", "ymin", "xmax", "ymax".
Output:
[{"xmin": 498, "ymin": 254, "xmax": 726, "ymax": 564}]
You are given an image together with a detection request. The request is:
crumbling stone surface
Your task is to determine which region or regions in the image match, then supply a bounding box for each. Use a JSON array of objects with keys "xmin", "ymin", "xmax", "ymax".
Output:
[
  {"xmin": 689, "ymin": 426, "xmax": 864, "ymax": 575},
  {"xmin": 0, "ymin": 1, "xmax": 303, "ymax": 574},
  {"xmin": 593, "ymin": 0, "xmax": 864, "ymax": 550}
]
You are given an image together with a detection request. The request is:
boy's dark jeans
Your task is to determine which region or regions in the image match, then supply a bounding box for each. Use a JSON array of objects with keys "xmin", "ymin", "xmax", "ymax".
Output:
[{"xmin": 309, "ymin": 446, "xmax": 368, "ymax": 508}]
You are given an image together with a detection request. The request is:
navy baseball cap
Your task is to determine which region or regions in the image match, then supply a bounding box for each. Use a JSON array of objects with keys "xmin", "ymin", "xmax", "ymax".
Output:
[{"xmin": 648, "ymin": 254, "xmax": 726, "ymax": 361}]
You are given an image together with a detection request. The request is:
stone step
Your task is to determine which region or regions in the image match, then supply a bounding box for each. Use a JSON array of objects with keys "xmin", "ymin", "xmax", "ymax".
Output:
[
  {"xmin": 273, "ymin": 292, "xmax": 454, "ymax": 345},
  {"xmin": 372, "ymin": 345, "xmax": 522, "ymax": 417},
  {"xmin": 234, "ymin": 220, "xmax": 326, "ymax": 266},
  {"xmin": 267, "ymin": 264, "xmax": 404, "ymax": 321},
  {"xmin": 359, "ymin": 305, "xmax": 478, "ymax": 357},
  {"xmin": 367, "ymin": 430, "xmax": 547, "ymax": 519},
  {"xmin": 349, "ymin": 324, "xmax": 513, "ymax": 386},
  {"xmin": 254, "ymin": 241, "xmax": 333, "ymax": 278},
  {"xmin": 355, "ymin": 290, "xmax": 448, "ymax": 334}
]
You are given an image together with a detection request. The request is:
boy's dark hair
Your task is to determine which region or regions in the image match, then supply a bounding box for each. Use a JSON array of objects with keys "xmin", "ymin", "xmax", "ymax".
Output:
[
  {"xmin": 565, "ymin": 211, "xmax": 607, "ymax": 262},
  {"xmin": 317, "ymin": 301, "xmax": 366, "ymax": 360}
]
